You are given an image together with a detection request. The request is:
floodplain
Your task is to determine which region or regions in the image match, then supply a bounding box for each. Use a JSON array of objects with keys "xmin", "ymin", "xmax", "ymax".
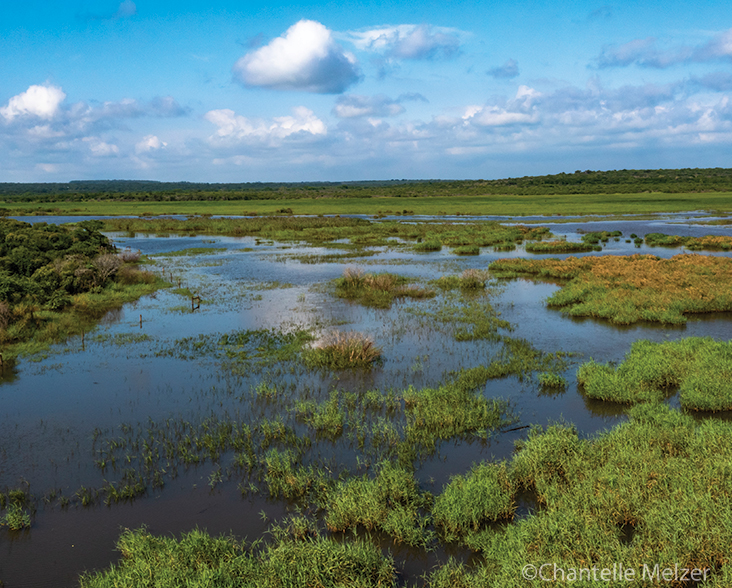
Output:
[{"xmin": 2, "ymin": 212, "xmax": 732, "ymax": 587}]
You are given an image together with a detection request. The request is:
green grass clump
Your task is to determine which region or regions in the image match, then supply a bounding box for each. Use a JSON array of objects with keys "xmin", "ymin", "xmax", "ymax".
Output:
[
  {"xmin": 577, "ymin": 337, "xmax": 732, "ymax": 410},
  {"xmin": 79, "ymin": 525, "xmax": 396, "ymax": 588},
  {"xmin": 490, "ymin": 253, "xmax": 732, "ymax": 324},
  {"xmin": 1, "ymin": 503, "xmax": 31, "ymax": 530},
  {"xmin": 324, "ymin": 462, "xmax": 433, "ymax": 547},
  {"xmin": 334, "ymin": 267, "xmax": 434, "ymax": 308},
  {"xmin": 432, "ymin": 462, "xmax": 513, "ymax": 540},
  {"xmin": 294, "ymin": 390, "xmax": 346, "ymax": 437},
  {"xmin": 525, "ymin": 240, "xmax": 599, "ymax": 253},
  {"xmin": 304, "ymin": 331, "xmax": 382, "ymax": 369},
  {"xmin": 261, "ymin": 449, "xmax": 331, "ymax": 501},
  {"xmin": 538, "ymin": 372, "xmax": 567, "ymax": 389},
  {"xmin": 452, "ymin": 245, "xmax": 480, "ymax": 255},
  {"xmin": 580, "ymin": 230, "xmax": 622, "ymax": 244},
  {"xmin": 403, "ymin": 377, "xmax": 515, "ymax": 449},
  {"xmin": 413, "ymin": 239, "xmax": 442, "ymax": 252},
  {"xmin": 457, "ymin": 404, "xmax": 732, "ymax": 586},
  {"xmin": 434, "ymin": 269, "xmax": 489, "ymax": 290},
  {"xmin": 645, "ymin": 232, "xmax": 732, "ymax": 250}
]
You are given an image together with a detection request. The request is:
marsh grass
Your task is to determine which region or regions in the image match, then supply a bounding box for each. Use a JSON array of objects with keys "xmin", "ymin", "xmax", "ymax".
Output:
[
  {"xmin": 644, "ymin": 232, "xmax": 732, "ymax": 250},
  {"xmin": 432, "ymin": 462, "xmax": 513, "ymax": 540},
  {"xmin": 0, "ymin": 503, "xmax": 31, "ymax": 530},
  {"xmin": 434, "ymin": 269, "xmax": 490, "ymax": 290},
  {"xmin": 294, "ymin": 391, "xmax": 347, "ymax": 436},
  {"xmin": 81, "ymin": 402, "xmax": 732, "ymax": 588},
  {"xmin": 78, "ymin": 524, "xmax": 397, "ymax": 588},
  {"xmin": 304, "ymin": 331, "xmax": 382, "ymax": 370},
  {"xmin": 101, "ymin": 216, "xmax": 552, "ymax": 252},
  {"xmin": 524, "ymin": 240, "xmax": 599, "ymax": 253},
  {"xmin": 537, "ymin": 372, "xmax": 567, "ymax": 389},
  {"xmin": 577, "ymin": 337, "xmax": 732, "ymax": 410},
  {"xmin": 461, "ymin": 404, "xmax": 732, "ymax": 586},
  {"xmin": 452, "ymin": 245, "xmax": 480, "ymax": 255},
  {"xmin": 490, "ymin": 253, "xmax": 732, "ymax": 324},
  {"xmin": 413, "ymin": 239, "xmax": 442, "ymax": 252},
  {"xmin": 334, "ymin": 268, "xmax": 435, "ymax": 308},
  {"xmin": 157, "ymin": 328, "xmax": 313, "ymax": 363},
  {"xmin": 153, "ymin": 247, "xmax": 227, "ymax": 257},
  {"xmin": 402, "ymin": 377, "xmax": 516, "ymax": 450},
  {"xmin": 324, "ymin": 462, "xmax": 434, "ymax": 547}
]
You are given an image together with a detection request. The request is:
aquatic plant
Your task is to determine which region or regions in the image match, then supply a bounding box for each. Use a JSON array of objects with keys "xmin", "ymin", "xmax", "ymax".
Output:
[
  {"xmin": 577, "ymin": 337, "xmax": 732, "ymax": 410},
  {"xmin": 334, "ymin": 267, "xmax": 435, "ymax": 308},
  {"xmin": 490, "ymin": 253, "xmax": 732, "ymax": 324},
  {"xmin": 0, "ymin": 503, "xmax": 31, "ymax": 531},
  {"xmin": 324, "ymin": 462, "xmax": 433, "ymax": 547},
  {"xmin": 432, "ymin": 462, "xmax": 513, "ymax": 539},
  {"xmin": 304, "ymin": 331, "xmax": 382, "ymax": 369},
  {"xmin": 78, "ymin": 525, "xmax": 397, "ymax": 588},
  {"xmin": 525, "ymin": 240, "xmax": 599, "ymax": 253},
  {"xmin": 434, "ymin": 269, "xmax": 489, "ymax": 290}
]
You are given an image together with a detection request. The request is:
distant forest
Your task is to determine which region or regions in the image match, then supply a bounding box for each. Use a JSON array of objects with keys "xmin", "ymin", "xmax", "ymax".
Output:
[{"xmin": 2, "ymin": 168, "xmax": 732, "ymax": 201}]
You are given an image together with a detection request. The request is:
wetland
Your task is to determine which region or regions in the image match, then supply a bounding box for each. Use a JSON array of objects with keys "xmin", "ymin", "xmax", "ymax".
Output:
[{"xmin": 2, "ymin": 212, "xmax": 732, "ymax": 587}]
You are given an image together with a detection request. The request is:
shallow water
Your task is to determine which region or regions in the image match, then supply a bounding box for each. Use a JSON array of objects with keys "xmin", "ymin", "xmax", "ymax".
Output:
[{"xmin": 2, "ymin": 216, "xmax": 732, "ymax": 587}]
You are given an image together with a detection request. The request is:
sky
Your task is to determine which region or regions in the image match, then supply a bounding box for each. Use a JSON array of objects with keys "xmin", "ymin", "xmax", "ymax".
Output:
[{"xmin": 2, "ymin": 0, "xmax": 732, "ymax": 182}]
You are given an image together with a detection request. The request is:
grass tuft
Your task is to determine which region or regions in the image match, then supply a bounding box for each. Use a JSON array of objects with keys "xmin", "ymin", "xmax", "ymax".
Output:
[{"xmin": 304, "ymin": 331, "xmax": 382, "ymax": 369}]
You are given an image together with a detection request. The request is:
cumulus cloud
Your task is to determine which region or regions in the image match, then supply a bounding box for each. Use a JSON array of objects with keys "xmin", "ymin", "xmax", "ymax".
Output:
[
  {"xmin": 136, "ymin": 135, "xmax": 167, "ymax": 153},
  {"xmin": 233, "ymin": 20, "xmax": 362, "ymax": 94},
  {"xmin": 332, "ymin": 93, "xmax": 427, "ymax": 118},
  {"xmin": 0, "ymin": 84, "xmax": 66, "ymax": 121},
  {"xmin": 83, "ymin": 138, "xmax": 120, "ymax": 157},
  {"xmin": 487, "ymin": 59, "xmax": 519, "ymax": 79},
  {"xmin": 597, "ymin": 27, "xmax": 732, "ymax": 69},
  {"xmin": 1, "ymin": 85, "xmax": 188, "ymax": 131},
  {"xmin": 346, "ymin": 24, "xmax": 463, "ymax": 60},
  {"xmin": 462, "ymin": 86, "xmax": 541, "ymax": 127},
  {"xmin": 205, "ymin": 106, "xmax": 326, "ymax": 143}
]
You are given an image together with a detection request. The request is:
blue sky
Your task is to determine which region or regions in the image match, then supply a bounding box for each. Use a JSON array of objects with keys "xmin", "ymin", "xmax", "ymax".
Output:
[{"xmin": 2, "ymin": 0, "xmax": 732, "ymax": 182}]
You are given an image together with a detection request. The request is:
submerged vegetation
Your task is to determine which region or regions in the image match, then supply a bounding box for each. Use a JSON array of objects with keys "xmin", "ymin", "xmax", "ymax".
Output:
[
  {"xmin": 334, "ymin": 267, "xmax": 435, "ymax": 308},
  {"xmin": 490, "ymin": 253, "xmax": 732, "ymax": 324},
  {"xmin": 82, "ymin": 403, "xmax": 732, "ymax": 587}
]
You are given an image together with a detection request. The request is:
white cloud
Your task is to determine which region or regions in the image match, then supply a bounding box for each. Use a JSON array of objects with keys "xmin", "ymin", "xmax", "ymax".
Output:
[
  {"xmin": 1, "ymin": 84, "xmax": 66, "ymax": 121},
  {"xmin": 205, "ymin": 106, "xmax": 326, "ymax": 143},
  {"xmin": 462, "ymin": 86, "xmax": 541, "ymax": 127},
  {"xmin": 487, "ymin": 59, "xmax": 520, "ymax": 79},
  {"xmin": 597, "ymin": 27, "xmax": 732, "ymax": 69},
  {"xmin": 333, "ymin": 93, "xmax": 426, "ymax": 118},
  {"xmin": 83, "ymin": 138, "xmax": 119, "ymax": 156},
  {"xmin": 136, "ymin": 135, "xmax": 167, "ymax": 153},
  {"xmin": 233, "ymin": 20, "xmax": 362, "ymax": 93},
  {"xmin": 346, "ymin": 24, "xmax": 463, "ymax": 60}
]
